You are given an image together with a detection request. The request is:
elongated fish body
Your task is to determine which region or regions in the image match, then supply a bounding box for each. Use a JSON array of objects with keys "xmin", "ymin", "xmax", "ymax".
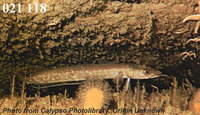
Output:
[{"xmin": 25, "ymin": 64, "xmax": 162, "ymax": 84}]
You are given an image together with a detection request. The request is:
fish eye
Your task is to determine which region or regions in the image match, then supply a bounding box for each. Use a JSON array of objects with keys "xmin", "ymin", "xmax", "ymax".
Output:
[{"xmin": 143, "ymin": 70, "xmax": 150, "ymax": 75}]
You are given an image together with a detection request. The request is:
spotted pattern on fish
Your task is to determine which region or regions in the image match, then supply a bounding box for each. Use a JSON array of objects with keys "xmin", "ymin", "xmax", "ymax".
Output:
[{"xmin": 24, "ymin": 64, "xmax": 162, "ymax": 84}]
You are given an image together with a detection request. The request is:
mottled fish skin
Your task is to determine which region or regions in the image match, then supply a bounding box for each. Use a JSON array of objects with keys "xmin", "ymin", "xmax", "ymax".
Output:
[{"xmin": 25, "ymin": 64, "xmax": 162, "ymax": 84}]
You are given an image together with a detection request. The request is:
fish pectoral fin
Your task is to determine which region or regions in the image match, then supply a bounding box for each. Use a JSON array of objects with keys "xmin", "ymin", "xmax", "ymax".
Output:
[
  {"xmin": 123, "ymin": 77, "xmax": 130, "ymax": 92},
  {"xmin": 112, "ymin": 74, "xmax": 131, "ymax": 92},
  {"xmin": 112, "ymin": 71, "xmax": 125, "ymax": 85}
]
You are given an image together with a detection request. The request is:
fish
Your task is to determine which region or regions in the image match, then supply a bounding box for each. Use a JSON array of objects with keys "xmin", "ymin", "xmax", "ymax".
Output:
[{"xmin": 24, "ymin": 63, "xmax": 163, "ymax": 85}]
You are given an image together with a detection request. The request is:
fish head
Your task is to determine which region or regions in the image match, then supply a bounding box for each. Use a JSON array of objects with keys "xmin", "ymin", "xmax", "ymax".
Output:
[{"xmin": 126, "ymin": 65, "xmax": 163, "ymax": 79}]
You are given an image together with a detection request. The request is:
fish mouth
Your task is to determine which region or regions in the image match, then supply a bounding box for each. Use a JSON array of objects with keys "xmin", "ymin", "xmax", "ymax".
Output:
[
  {"xmin": 141, "ymin": 74, "xmax": 169, "ymax": 79},
  {"xmin": 150, "ymin": 74, "xmax": 169, "ymax": 79},
  {"xmin": 132, "ymin": 76, "xmax": 160, "ymax": 79},
  {"xmin": 159, "ymin": 74, "xmax": 169, "ymax": 78}
]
